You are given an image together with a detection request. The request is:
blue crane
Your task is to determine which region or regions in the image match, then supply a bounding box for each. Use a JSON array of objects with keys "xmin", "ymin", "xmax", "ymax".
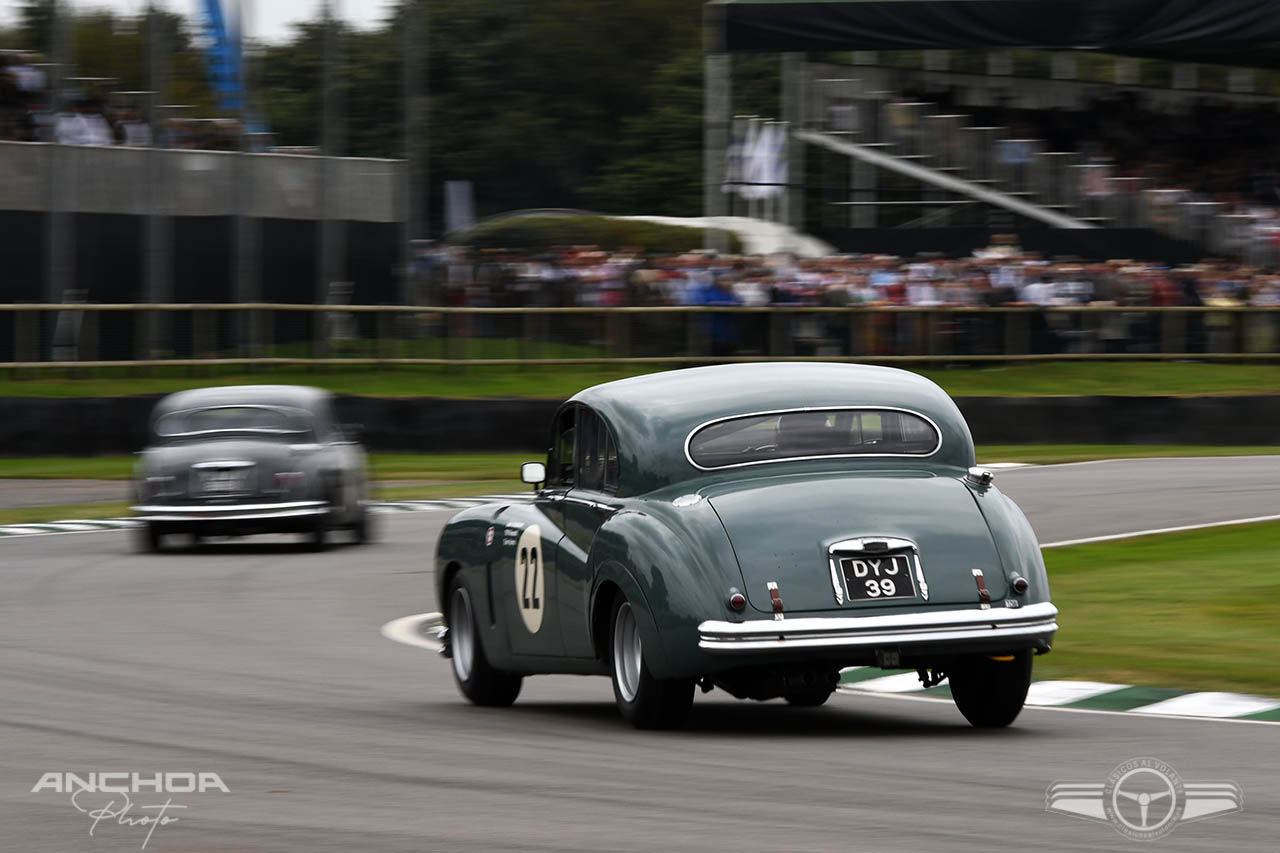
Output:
[{"xmin": 198, "ymin": 0, "xmax": 242, "ymax": 113}]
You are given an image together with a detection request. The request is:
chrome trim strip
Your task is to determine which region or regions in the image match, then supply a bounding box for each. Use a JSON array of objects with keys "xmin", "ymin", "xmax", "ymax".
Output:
[
  {"xmin": 562, "ymin": 495, "xmax": 621, "ymax": 513},
  {"xmin": 131, "ymin": 500, "xmax": 326, "ymax": 522},
  {"xmin": 683, "ymin": 405, "xmax": 943, "ymax": 472},
  {"xmin": 697, "ymin": 602, "xmax": 1058, "ymax": 653},
  {"xmin": 191, "ymin": 460, "xmax": 255, "ymax": 469}
]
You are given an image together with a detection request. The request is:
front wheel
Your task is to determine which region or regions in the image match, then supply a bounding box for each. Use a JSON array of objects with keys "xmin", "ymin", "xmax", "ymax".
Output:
[
  {"xmin": 448, "ymin": 576, "xmax": 522, "ymax": 707},
  {"xmin": 948, "ymin": 650, "xmax": 1033, "ymax": 728},
  {"xmin": 351, "ymin": 503, "xmax": 375, "ymax": 544},
  {"xmin": 609, "ymin": 597, "xmax": 694, "ymax": 729}
]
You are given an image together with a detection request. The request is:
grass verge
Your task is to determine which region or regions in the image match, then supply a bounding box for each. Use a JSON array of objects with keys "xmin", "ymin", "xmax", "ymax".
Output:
[
  {"xmin": 0, "ymin": 479, "xmax": 531, "ymax": 526},
  {"xmin": 977, "ymin": 445, "xmax": 1280, "ymax": 465},
  {"xmin": 1037, "ymin": 521, "xmax": 1280, "ymax": 698},
  {"xmin": 0, "ymin": 453, "xmax": 532, "ymax": 481},
  {"xmin": 1, "ymin": 361, "xmax": 1279, "ymax": 399},
  {"xmin": 0, "ymin": 501, "xmax": 131, "ymax": 526}
]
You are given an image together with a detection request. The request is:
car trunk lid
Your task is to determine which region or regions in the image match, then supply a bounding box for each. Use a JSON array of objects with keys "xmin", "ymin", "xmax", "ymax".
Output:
[{"xmin": 705, "ymin": 473, "xmax": 1006, "ymax": 613}]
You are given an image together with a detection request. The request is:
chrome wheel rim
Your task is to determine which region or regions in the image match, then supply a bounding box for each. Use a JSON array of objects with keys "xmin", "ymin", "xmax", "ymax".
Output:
[
  {"xmin": 450, "ymin": 587, "xmax": 475, "ymax": 683},
  {"xmin": 613, "ymin": 601, "xmax": 642, "ymax": 703}
]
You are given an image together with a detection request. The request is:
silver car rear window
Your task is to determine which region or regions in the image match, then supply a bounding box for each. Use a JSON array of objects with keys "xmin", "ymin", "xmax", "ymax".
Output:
[
  {"xmin": 687, "ymin": 408, "xmax": 940, "ymax": 469},
  {"xmin": 156, "ymin": 405, "xmax": 311, "ymax": 437}
]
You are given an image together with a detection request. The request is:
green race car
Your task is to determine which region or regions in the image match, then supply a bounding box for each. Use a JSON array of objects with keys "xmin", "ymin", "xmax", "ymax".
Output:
[{"xmin": 436, "ymin": 363, "xmax": 1057, "ymax": 729}]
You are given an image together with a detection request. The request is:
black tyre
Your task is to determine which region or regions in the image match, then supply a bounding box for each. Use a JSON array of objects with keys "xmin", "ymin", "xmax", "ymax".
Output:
[
  {"xmin": 784, "ymin": 685, "xmax": 836, "ymax": 707},
  {"xmin": 948, "ymin": 650, "xmax": 1033, "ymax": 728},
  {"xmin": 447, "ymin": 575, "xmax": 522, "ymax": 707},
  {"xmin": 351, "ymin": 504, "xmax": 374, "ymax": 544},
  {"xmin": 305, "ymin": 510, "xmax": 329, "ymax": 551},
  {"xmin": 609, "ymin": 596, "xmax": 694, "ymax": 729},
  {"xmin": 134, "ymin": 521, "xmax": 165, "ymax": 553}
]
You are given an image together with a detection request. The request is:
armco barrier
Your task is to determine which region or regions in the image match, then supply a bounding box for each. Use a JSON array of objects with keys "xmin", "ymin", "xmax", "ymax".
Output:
[{"xmin": 0, "ymin": 395, "xmax": 1275, "ymax": 456}]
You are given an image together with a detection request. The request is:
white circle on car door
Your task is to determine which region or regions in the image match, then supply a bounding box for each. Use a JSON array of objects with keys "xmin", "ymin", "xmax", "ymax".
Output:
[{"xmin": 513, "ymin": 524, "xmax": 544, "ymax": 633}]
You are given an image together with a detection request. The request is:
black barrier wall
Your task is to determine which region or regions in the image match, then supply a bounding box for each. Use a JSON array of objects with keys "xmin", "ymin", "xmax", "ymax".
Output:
[
  {"xmin": 0, "ymin": 211, "xmax": 401, "ymax": 304},
  {"xmin": 0, "ymin": 395, "xmax": 1276, "ymax": 456}
]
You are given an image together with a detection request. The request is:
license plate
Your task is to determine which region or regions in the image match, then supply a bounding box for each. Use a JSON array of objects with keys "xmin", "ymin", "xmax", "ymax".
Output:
[
  {"xmin": 201, "ymin": 470, "xmax": 247, "ymax": 494},
  {"xmin": 839, "ymin": 553, "xmax": 917, "ymax": 601}
]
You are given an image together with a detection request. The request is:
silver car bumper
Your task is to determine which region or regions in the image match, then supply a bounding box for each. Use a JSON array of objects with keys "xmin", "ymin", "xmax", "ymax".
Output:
[
  {"xmin": 131, "ymin": 500, "xmax": 327, "ymax": 522},
  {"xmin": 697, "ymin": 601, "xmax": 1058, "ymax": 653}
]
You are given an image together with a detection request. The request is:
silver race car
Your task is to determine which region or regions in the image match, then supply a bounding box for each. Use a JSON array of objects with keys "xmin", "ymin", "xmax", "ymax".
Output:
[{"xmin": 131, "ymin": 385, "xmax": 371, "ymax": 551}]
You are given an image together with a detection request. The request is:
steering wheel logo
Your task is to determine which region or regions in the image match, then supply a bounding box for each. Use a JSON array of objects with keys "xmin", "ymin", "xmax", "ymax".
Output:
[{"xmin": 1103, "ymin": 758, "xmax": 1185, "ymax": 841}]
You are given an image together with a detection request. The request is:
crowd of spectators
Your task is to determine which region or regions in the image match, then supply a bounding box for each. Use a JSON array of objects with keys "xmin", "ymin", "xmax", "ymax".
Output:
[
  {"xmin": 1, "ymin": 51, "xmax": 244, "ymax": 149},
  {"xmin": 428, "ymin": 243, "xmax": 1280, "ymax": 310},
  {"xmin": 416, "ymin": 240, "xmax": 1280, "ymax": 357}
]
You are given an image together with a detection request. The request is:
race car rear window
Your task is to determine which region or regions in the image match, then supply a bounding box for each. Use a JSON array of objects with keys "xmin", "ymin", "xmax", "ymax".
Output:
[
  {"xmin": 156, "ymin": 406, "xmax": 311, "ymax": 437},
  {"xmin": 687, "ymin": 409, "xmax": 939, "ymax": 469}
]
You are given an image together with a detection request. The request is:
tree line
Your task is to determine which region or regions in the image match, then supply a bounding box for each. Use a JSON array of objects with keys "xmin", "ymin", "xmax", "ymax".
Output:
[{"xmin": 3, "ymin": 0, "xmax": 780, "ymax": 230}]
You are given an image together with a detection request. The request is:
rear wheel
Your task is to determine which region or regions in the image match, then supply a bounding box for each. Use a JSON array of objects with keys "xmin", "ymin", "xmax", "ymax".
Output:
[
  {"xmin": 305, "ymin": 514, "xmax": 328, "ymax": 551},
  {"xmin": 949, "ymin": 650, "xmax": 1033, "ymax": 728},
  {"xmin": 134, "ymin": 521, "xmax": 165, "ymax": 553},
  {"xmin": 448, "ymin": 576, "xmax": 522, "ymax": 707},
  {"xmin": 609, "ymin": 597, "xmax": 694, "ymax": 729}
]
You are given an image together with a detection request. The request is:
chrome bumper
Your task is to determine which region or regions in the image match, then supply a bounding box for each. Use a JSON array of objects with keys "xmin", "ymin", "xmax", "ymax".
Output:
[
  {"xmin": 130, "ymin": 500, "xmax": 327, "ymax": 522},
  {"xmin": 698, "ymin": 602, "xmax": 1058, "ymax": 653}
]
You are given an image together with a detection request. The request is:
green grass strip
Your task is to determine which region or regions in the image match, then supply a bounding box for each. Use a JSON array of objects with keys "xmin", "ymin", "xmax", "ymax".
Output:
[
  {"xmin": 1037, "ymin": 521, "xmax": 1280, "ymax": 699},
  {"xmin": 2, "ymin": 361, "xmax": 1280, "ymax": 399}
]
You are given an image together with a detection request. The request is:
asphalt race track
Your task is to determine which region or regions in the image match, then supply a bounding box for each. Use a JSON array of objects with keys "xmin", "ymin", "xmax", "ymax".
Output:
[{"xmin": 2, "ymin": 456, "xmax": 1277, "ymax": 852}]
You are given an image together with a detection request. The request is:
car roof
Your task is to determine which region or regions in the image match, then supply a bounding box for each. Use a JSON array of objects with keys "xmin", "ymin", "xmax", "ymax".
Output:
[
  {"xmin": 571, "ymin": 364, "xmax": 976, "ymax": 493},
  {"xmin": 153, "ymin": 385, "xmax": 330, "ymax": 414}
]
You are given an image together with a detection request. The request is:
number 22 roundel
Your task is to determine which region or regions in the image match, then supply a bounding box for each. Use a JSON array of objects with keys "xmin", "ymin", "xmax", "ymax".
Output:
[{"xmin": 514, "ymin": 525, "xmax": 544, "ymax": 633}]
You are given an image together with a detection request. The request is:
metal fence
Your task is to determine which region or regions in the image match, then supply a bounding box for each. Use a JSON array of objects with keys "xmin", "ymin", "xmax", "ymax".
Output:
[{"xmin": 2, "ymin": 304, "xmax": 1277, "ymax": 369}]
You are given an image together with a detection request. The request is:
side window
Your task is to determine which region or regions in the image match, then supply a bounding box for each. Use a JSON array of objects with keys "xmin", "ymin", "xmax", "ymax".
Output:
[
  {"xmin": 576, "ymin": 409, "xmax": 620, "ymax": 494},
  {"xmin": 603, "ymin": 429, "xmax": 619, "ymax": 494},
  {"xmin": 576, "ymin": 409, "xmax": 605, "ymax": 492},
  {"xmin": 548, "ymin": 408, "xmax": 576, "ymax": 487}
]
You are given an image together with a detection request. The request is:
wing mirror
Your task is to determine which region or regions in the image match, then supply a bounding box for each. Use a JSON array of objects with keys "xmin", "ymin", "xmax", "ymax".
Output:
[{"xmin": 520, "ymin": 462, "xmax": 546, "ymax": 486}]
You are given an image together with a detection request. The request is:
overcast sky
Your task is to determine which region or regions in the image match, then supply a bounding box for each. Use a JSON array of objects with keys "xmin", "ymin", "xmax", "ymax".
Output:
[{"xmin": 1, "ymin": 0, "xmax": 396, "ymax": 44}]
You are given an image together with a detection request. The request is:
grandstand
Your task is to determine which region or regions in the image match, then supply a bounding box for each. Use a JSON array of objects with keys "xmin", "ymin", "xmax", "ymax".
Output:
[{"xmin": 705, "ymin": 0, "xmax": 1280, "ymax": 261}]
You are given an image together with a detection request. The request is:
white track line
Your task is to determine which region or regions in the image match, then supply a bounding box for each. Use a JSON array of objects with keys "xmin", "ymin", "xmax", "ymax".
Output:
[
  {"xmin": 996, "ymin": 454, "xmax": 1280, "ymax": 473},
  {"xmin": 1024, "ymin": 680, "xmax": 1129, "ymax": 707},
  {"xmin": 836, "ymin": 688, "xmax": 1280, "ymax": 726},
  {"xmin": 842, "ymin": 672, "xmax": 935, "ymax": 693},
  {"xmin": 1129, "ymin": 692, "xmax": 1280, "ymax": 718},
  {"xmin": 1041, "ymin": 513, "xmax": 1280, "ymax": 548},
  {"xmin": 380, "ymin": 612, "xmax": 445, "ymax": 651}
]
